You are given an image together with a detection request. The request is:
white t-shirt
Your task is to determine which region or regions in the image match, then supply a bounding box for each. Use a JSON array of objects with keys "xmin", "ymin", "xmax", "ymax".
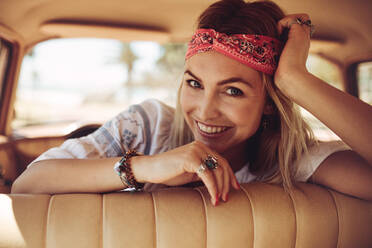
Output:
[{"xmin": 29, "ymin": 99, "xmax": 350, "ymax": 192}]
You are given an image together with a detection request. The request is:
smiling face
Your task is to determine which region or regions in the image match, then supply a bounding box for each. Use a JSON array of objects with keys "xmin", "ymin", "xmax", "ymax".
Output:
[{"xmin": 180, "ymin": 51, "xmax": 269, "ymax": 156}]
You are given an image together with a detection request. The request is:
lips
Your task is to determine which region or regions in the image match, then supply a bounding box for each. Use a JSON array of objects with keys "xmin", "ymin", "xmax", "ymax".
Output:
[
  {"xmin": 195, "ymin": 120, "xmax": 231, "ymax": 138},
  {"xmin": 197, "ymin": 122, "xmax": 228, "ymax": 134}
]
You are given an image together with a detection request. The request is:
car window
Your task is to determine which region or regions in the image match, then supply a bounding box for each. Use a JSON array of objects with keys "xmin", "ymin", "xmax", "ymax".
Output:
[
  {"xmin": 358, "ymin": 61, "xmax": 372, "ymax": 105},
  {"xmin": 12, "ymin": 38, "xmax": 186, "ymax": 136},
  {"xmin": 13, "ymin": 38, "xmax": 342, "ymax": 140}
]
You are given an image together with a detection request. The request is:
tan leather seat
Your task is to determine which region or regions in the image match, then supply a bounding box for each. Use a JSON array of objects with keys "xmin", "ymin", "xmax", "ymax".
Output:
[{"xmin": 1, "ymin": 182, "xmax": 371, "ymax": 248}]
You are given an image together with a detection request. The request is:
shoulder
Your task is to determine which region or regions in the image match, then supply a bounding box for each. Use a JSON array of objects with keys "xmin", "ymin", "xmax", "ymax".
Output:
[
  {"xmin": 127, "ymin": 98, "xmax": 175, "ymax": 133},
  {"xmin": 28, "ymin": 99, "xmax": 175, "ymax": 165},
  {"xmin": 294, "ymin": 140, "xmax": 351, "ymax": 182},
  {"xmin": 131, "ymin": 98, "xmax": 175, "ymax": 121},
  {"xmin": 127, "ymin": 99, "xmax": 176, "ymax": 155},
  {"xmin": 104, "ymin": 99, "xmax": 174, "ymax": 133},
  {"xmin": 308, "ymin": 140, "xmax": 350, "ymax": 158}
]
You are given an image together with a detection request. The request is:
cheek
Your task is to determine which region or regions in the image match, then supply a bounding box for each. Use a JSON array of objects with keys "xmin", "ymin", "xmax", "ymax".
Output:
[
  {"xmin": 180, "ymin": 85, "xmax": 198, "ymax": 113},
  {"xmin": 179, "ymin": 86, "xmax": 194, "ymax": 125},
  {"xmin": 227, "ymin": 100, "xmax": 265, "ymax": 129}
]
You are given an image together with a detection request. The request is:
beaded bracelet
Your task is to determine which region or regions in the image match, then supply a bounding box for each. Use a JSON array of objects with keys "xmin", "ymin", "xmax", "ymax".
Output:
[{"xmin": 114, "ymin": 149, "xmax": 145, "ymax": 191}]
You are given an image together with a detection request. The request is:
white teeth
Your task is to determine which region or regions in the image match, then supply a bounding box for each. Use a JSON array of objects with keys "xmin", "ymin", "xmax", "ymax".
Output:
[{"xmin": 197, "ymin": 122, "xmax": 228, "ymax": 134}]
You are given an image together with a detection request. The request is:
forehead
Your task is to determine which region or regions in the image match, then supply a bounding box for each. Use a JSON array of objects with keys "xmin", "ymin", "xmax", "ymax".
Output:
[{"xmin": 184, "ymin": 51, "xmax": 262, "ymax": 83}]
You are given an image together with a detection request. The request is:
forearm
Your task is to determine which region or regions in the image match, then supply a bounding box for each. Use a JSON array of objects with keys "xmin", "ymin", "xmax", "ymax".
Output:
[
  {"xmin": 278, "ymin": 71, "xmax": 372, "ymax": 164},
  {"xmin": 11, "ymin": 158, "xmax": 126, "ymax": 194}
]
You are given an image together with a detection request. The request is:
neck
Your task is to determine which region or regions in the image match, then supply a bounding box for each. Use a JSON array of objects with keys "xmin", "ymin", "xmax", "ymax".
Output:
[
  {"xmin": 223, "ymin": 133, "xmax": 261, "ymax": 173},
  {"xmin": 223, "ymin": 142, "xmax": 250, "ymax": 173}
]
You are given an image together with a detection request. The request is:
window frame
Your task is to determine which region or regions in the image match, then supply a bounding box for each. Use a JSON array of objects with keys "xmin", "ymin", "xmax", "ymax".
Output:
[{"xmin": 0, "ymin": 39, "xmax": 12, "ymax": 135}]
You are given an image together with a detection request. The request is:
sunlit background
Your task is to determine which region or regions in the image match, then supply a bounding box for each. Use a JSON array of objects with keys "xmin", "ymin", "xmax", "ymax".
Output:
[{"xmin": 12, "ymin": 38, "xmax": 372, "ymax": 140}]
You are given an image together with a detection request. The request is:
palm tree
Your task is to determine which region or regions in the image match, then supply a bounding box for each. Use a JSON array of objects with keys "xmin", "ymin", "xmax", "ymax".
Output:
[
  {"xmin": 156, "ymin": 43, "xmax": 187, "ymax": 75},
  {"xmin": 26, "ymin": 48, "xmax": 40, "ymax": 89},
  {"xmin": 106, "ymin": 42, "xmax": 139, "ymax": 102},
  {"xmin": 118, "ymin": 43, "xmax": 138, "ymax": 88}
]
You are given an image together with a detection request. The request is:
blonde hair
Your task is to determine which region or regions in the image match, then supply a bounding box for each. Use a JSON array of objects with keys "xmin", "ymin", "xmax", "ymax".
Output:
[
  {"xmin": 169, "ymin": 0, "xmax": 317, "ymax": 192},
  {"xmin": 250, "ymin": 74, "xmax": 316, "ymax": 191}
]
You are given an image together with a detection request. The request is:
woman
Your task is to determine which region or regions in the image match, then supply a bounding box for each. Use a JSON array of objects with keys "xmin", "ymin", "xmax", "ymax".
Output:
[{"xmin": 11, "ymin": 0, "xmax": 372, "ymax": 206}]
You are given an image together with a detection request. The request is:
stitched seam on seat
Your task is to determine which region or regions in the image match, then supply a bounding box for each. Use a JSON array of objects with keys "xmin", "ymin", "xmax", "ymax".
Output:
[
  {"xmin": 44, "ymin": 195, "xmax": 52, "ymax": 248},
  {"xmin": 100, "ymin": 194, "xmax": 104, "ymax": 248},
  {"xmin": 240, "ymin": 186, "xmax": 255, "ymax": 248},
  {"xmin": 45, "ymin": 195, "xmax": 55, "ymax": 248},
  {"xmin": 327, "ymin": 190, "xmax": 341, "ymax": 248},
  {"xmin": 286, "ymin": 188, "xmax": 298, "ymax": 248},
  {"xmin": 195, "ymin": 188, "xmax": 208, "ymax": 248},
  {"xmin": 151, "ymin": 192, "xmax": 158, "ymax": 248}
]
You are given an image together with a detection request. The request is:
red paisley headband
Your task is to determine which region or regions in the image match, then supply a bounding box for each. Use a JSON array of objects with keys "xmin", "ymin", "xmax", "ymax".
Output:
[{"xmin": 185, "ymin": 28, "xmax": 283, "ymax": 75}]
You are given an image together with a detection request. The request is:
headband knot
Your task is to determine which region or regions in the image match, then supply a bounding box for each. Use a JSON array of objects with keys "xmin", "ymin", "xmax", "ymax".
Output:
[{"xmin": 185, "ymin": 29, "xmax": 283, "ymax": 75}]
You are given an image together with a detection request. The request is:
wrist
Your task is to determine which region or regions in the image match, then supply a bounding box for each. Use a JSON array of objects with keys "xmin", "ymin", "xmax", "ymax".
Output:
[
  {"xmin": 130, "ymin": 155, "xmax": 149, "ymax": 184},
  {"xmin": 114, "ymin": 150, "xmax": 145, "ymax": 191},
  {"xmin": 275, "ymin": 69, "xmax": 311, "ymax": 97}
]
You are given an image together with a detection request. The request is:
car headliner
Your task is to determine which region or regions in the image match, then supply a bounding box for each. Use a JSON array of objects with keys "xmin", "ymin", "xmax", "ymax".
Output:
[{"xmin": 0, "ymin": 0, "xmax": 371, "ymax": 67}]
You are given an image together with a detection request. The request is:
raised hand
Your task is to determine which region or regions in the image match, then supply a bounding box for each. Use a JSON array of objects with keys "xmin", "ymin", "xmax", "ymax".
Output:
[{"xmin": 274, "ymin": 14, "xmax": 313, "ymax": 91}]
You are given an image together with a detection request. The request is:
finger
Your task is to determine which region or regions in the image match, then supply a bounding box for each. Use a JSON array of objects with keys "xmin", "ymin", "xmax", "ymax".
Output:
[
  {"xmin": 214, "ymin": 156, "xmax": 233, "ymax": 200},
  {"xmin": 212, "ymin": 166, "xmax": 224, "ymax": 199},
  {"xmin": 227, "ymin": 163, "xmax": 240, "ymax": 190},
  {"xmin": 300, "ymin": 20, "xmax": 314, "ymax": 38},
  {"xmin": 277, "ymin": 15, "xmax": 296, "ymax": 35},
  {"xmin": 277, "ymin": 13, "xmax": 310, "ymax": 35},
  {"xmin": 221, "ymin": 165, "xmax": 230, "ymax": 202},
  {"xmin": 194, "ymin": 163, "xmax": 219, "ymax": 205},
  {"xmin": 215, "ymin": 155, "xmax": 240, "ymax": 191}
]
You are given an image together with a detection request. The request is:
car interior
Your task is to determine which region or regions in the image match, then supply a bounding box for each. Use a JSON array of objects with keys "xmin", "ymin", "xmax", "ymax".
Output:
[{"xmin": 0, "ymin": 0, "xmax": 371, "ymax": 247}]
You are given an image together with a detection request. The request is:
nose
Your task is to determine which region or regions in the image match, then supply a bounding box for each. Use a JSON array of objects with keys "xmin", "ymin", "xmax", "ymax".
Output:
[{"xmin": 197, "ymin": 91, "xmax": 220, "ymax": 121}]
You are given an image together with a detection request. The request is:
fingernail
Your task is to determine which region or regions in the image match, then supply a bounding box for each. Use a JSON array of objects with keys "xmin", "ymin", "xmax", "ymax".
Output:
[
  {"xmin": 236, "ymin": 182, "xmax": 241, "ymax": 190},
  {"xmin": 225, "ymin": 194, "xmax": 229, "ymax": 202},
  {"xmin": 214, "ymin": 198, "xmax": 219, "ymax": 206},
  {"xmin": 222, "ymin": 193, "xmax": 228, "ymax": 202}
]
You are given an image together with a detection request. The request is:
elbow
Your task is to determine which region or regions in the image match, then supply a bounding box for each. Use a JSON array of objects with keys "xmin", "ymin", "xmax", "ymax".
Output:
[
  {"xmin": 11, "ymin": 178, "xmax": 26, "ymax": 194},
  {"xmin": 11, "ymin": 176, "xmax": 34, "ymax": 194},
  {"xmin": 10, "ymin": 167, "xmax": 46, "ymax": 194}
]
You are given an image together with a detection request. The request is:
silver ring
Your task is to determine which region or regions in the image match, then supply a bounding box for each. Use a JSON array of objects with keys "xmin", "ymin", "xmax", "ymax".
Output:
[
  {"xmin": 288, "ymin": 18, "xmax": 302, "ymax": 28},
  {"xmin": 196, "ymin": 163, "xmax": 207, "ymax": 176},
  {"xmin": 301, "ymin": 19, "xmax": 315, "ymax": 37},
  {"xmin": 296, "ymin": 17, "xmax": 303, "ymax": 25},
  {"xmin": 291, "ymin": 18, "xmax": 315, "ymax": 38},
  {"xmin": 308, "ymin": 23, "xmax": 315, "ymax": 37},
  {"xmin": 303, "ymin": 19, "xmax": 312, "ymax": 26}
]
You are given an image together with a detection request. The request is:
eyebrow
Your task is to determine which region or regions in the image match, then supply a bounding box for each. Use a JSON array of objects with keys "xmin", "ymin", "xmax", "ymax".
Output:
[{"xmin": 184, "ymin": 70, "xmax": 254, "ymax": 88}]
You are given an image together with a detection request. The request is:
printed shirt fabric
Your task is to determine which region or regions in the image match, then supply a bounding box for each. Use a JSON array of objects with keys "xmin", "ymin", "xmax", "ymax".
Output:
[{"xmin": 30, "ymin": 99, "xmax": 351, "ymax": 192}]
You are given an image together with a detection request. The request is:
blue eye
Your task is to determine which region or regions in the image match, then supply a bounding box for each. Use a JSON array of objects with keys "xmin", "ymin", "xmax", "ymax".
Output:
[
  {"xmin": 226, "ymin": 87, "xmax": 243, "ymax": 96},
  {"xmin": 186, "ymin": 79, "xmax": 202, "ymax": 89}
]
